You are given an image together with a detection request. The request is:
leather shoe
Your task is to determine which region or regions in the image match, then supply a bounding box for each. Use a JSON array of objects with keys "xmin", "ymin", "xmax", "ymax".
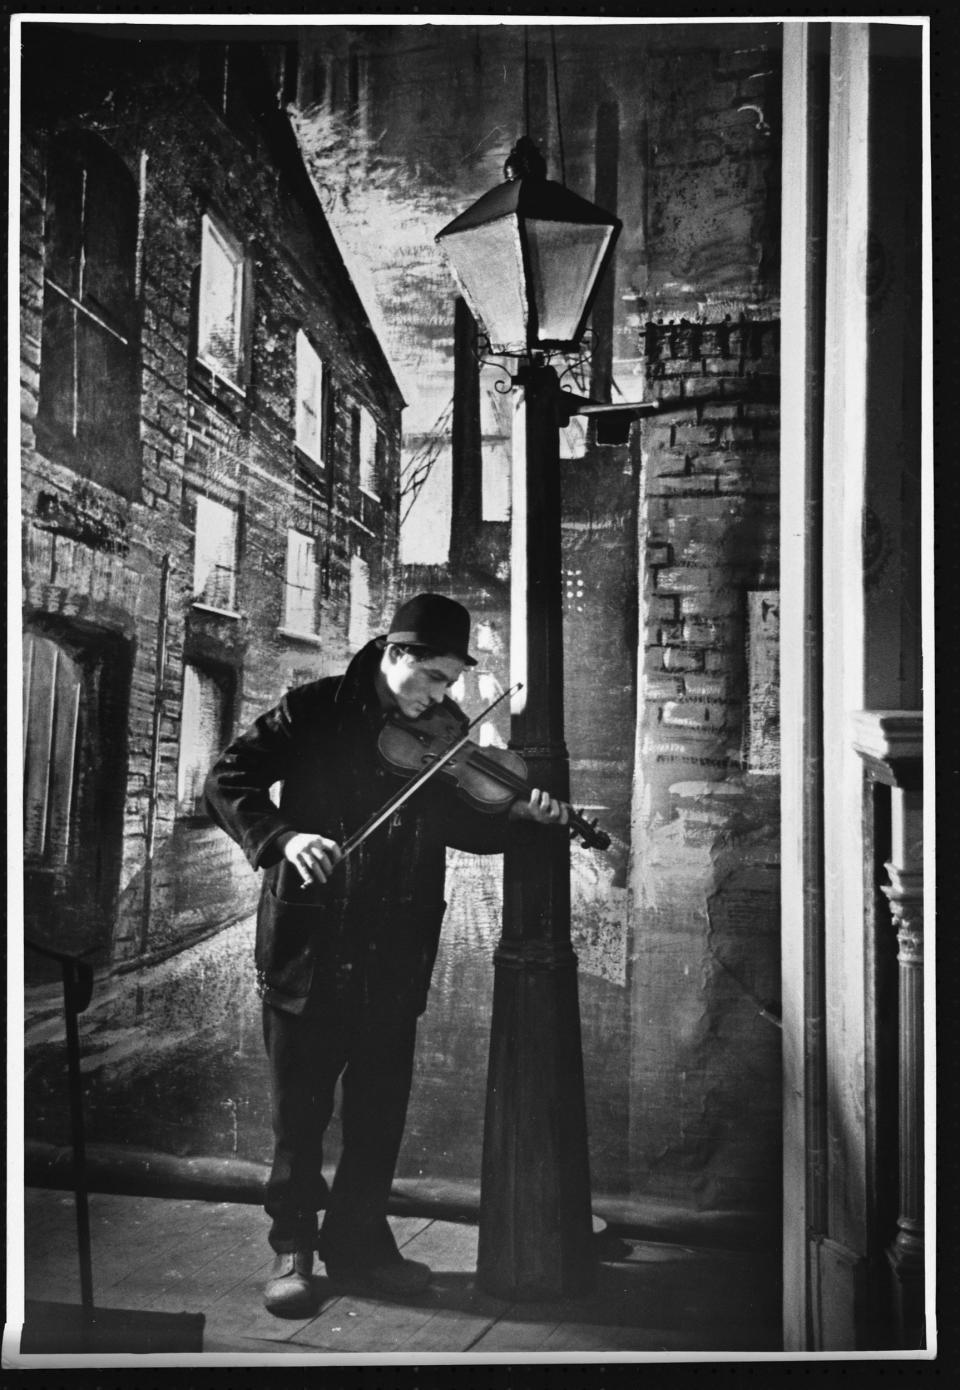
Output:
[
  {"xmin": 325, "ymin": 1255, "xmax": 433, "ymax": 1297},
  {"xmin": 263, "ymin": 1250, "xmax": 316, "ymax": 1317}
]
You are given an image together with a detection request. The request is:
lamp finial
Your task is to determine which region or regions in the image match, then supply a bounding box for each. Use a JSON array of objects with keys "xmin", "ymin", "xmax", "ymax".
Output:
[{"xmin": 504, "ymin": 136, "xmax": 546, "ymax": 183}]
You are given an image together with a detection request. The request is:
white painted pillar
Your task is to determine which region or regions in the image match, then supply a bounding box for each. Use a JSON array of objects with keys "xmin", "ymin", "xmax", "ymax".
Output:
[{"xmin": 795, "ymin": 24, "xmax": 872, "ymax": 1347}]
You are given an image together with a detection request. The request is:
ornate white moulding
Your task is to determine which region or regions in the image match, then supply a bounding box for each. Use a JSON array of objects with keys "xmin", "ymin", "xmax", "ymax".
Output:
[{"xmin": 849, "ymin": 710, "xmax": 923, "ymax": 790}]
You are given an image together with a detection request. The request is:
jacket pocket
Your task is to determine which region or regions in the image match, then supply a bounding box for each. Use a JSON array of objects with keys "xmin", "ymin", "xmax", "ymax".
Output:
[{"xmin": 255, "ymin": 873, "xmax": 343, "ymax": 1001}]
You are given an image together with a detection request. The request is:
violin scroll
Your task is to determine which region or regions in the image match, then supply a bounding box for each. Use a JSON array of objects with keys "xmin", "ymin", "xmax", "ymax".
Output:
[{"xmin": 568, "ymin": 808, "xmax": 611, "ymax": 852}]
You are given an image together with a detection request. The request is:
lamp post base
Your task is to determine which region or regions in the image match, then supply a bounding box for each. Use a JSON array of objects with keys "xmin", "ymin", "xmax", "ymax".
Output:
[{"xmin": 476, "ymin": 934, "xmax": 597, "ymax": 1301}]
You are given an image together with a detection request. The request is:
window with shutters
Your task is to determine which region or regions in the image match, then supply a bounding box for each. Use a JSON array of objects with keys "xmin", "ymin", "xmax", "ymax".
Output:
[
  {"xmin": 177, "ymin": 663, "xmax": 232, "ymax": 817},
  {"xmin": 358, "ymin": 406, "xmax": 378, "ymax": 497},
  {"xmin": 36, "ymin": 132, "xmax": 141, "ymax": 498},
  {"xmin": 295, "ymin": 329, "xmax": 325, "ymax": 465},
  {"xmin": 283, "ymin": 528, "xmax": 320, "ymax": 635},
  {"xmin": 23, "ymin": 633, "xmax": 82, "ymax": 868},
  {"xmin": 192, "ymin": 494, "xmax": 239, "ymax": 612},
  {"xmin": 196, "ymin": 213, "xmax": 247, "ymax": 389},
  {"xmin": 22, "ymin": 625, "xmax": 130, "ymax": 957},
  {"xmin": 347, "ymin": 552, "xmax": 372, "ymax": 653}
]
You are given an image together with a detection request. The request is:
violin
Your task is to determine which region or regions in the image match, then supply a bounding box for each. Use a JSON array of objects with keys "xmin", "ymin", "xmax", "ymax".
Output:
[
  {"xmin": 298, "ymin": 682, "xmax": 610, "ymax": 889},
  {"xmin": 377, "ymin": 704, "xmax": 611, "ymax": 852}
]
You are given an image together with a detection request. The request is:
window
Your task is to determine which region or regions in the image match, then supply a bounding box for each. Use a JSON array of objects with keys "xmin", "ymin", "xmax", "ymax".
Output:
[
  {"xmin": 192, "ymin": 494, "xmax": 238, "ymax": 611},
  {"xmin": 23, "ymin": 634, "xmax": 82, "ymax": 867},
  {"xmin": 177, "ymin": 663, "xmax": 232, "ymax": 816},
  {"xmin": 283, "ymin": 529, "xmax": 320, "ymax": 634},
  {"xmin": 22, "ymin": 625, "xmax": 130, "ymax": 957},
  {"xmin": 295, "ymin": 330, "xmax": 324, "ymax": 463},
  {"xmin": 197, "ymin": 213, "xmax": 246, "ymax": 387},
  {"xmin": 37, "ymin": 132, "xmax": 141, "ymax": 497},
  {"xmin": 745, "ymin": 591, "xmax": 780, "ymax": 773},
  {"xmin": 347, "ymin": 552, "xmax": 372, "ymax": 653},
  {"xmin": 358, "ymin": 406, "xmax": 379, "ymax": 496}
]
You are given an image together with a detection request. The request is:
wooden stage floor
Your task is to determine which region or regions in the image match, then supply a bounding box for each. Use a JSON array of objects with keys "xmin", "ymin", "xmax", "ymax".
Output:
[{"xmin": 12, "ymin": 1188, "xmax": 782, "ymax": 1361}]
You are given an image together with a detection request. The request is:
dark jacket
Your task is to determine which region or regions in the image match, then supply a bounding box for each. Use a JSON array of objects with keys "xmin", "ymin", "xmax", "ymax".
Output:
[{"xmin": 204, "ymin": 638, "xmax": 511, "ymax": 1017}]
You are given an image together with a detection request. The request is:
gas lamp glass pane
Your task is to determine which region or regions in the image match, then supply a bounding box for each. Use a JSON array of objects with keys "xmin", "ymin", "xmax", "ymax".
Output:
[
  {"xmin": 439, "ymin": 216, "xmax": 528, "ymax": 352},
  {"xmin": 525, "ymin": 220, "xmax": 614, "ymax": 345}
]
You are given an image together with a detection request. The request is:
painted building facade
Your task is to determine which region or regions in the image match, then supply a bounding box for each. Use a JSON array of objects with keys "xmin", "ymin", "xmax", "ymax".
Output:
[{"xmin": 20, "ymin": 31, "xmax": 403, "ymax": 976}]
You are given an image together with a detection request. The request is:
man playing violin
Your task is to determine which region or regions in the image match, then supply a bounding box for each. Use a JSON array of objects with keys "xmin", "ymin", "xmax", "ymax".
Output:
[{"xmin": 204, "ymin": 593, "xmax": 568, "ymax": 1316}]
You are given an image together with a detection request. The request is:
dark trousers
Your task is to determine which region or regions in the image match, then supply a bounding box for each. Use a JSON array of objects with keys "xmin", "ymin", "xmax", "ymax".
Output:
[{"xmin": 262, "ymin": 992, "xmax": 419, "ymax": 1263}]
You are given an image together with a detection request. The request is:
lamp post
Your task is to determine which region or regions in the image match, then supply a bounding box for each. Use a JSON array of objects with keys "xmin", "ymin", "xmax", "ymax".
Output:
[{"xmin": 436, "ymin": 137, "xmax": 621, "ymax": 1299}]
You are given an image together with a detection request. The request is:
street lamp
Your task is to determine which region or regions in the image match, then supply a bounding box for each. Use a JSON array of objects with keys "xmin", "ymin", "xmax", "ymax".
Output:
[
  {"xmin": 436, "ymin": 136, "xmax": 620, "ymax": 357},
  {"xmin": 436, "ymin": 137, "xmax": 621, "ymax": 1300}
]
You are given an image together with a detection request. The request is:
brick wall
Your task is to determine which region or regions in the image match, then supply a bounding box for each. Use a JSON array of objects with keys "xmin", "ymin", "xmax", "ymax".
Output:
[
  {"xmin": 630, "ymin": 327, "xmax": 781, "ymax": 1220},
  {"xmin": 640, "ymin": 319, "xmax": 779, "ymax": 800}
]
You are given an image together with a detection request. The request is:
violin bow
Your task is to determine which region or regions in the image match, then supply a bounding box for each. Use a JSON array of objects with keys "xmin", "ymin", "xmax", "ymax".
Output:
[{"xmin": 298, "ymin": 682, "xmax": 521, "ymax": 887}]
